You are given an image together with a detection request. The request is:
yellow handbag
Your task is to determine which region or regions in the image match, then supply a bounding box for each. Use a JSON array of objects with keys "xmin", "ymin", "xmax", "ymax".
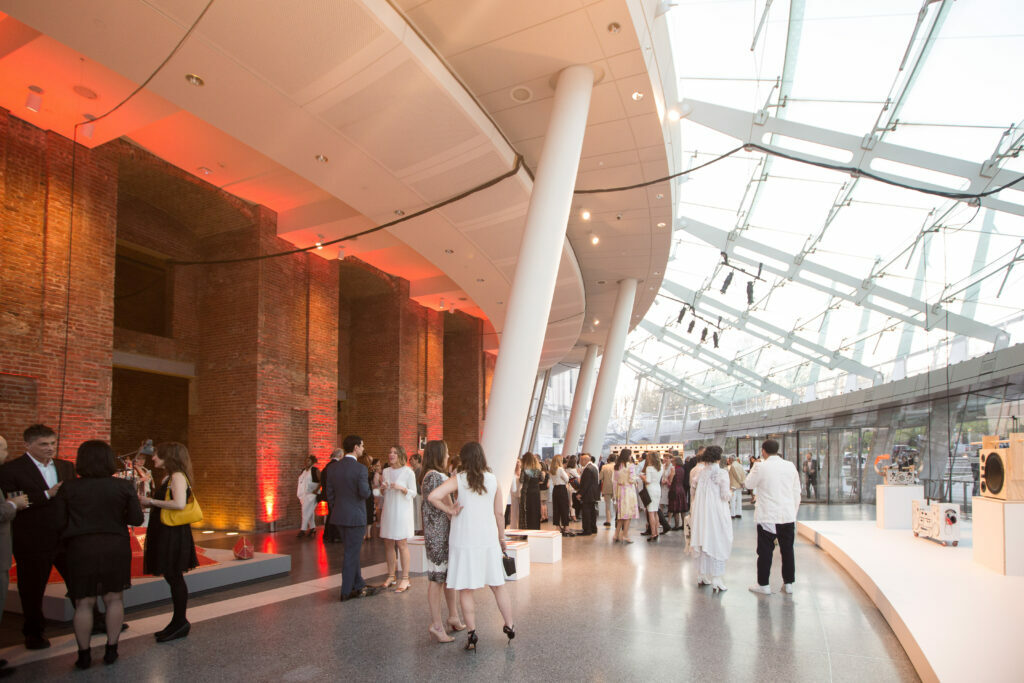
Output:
[{"xmin": 161, "ymin": 477, "xmax": 203, "ymax": 526}]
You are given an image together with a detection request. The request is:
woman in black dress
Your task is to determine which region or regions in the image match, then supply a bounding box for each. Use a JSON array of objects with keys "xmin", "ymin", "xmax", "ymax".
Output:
[
  {"xmin": 61, "ymin": 440, "xmax": 144, "ymax": 669},
  {"xmin": 140, "ymin": 442, "xmax": 199, "ymax": 643},
  {"xmin": 518, "ymin": 452, "xmax": 541, "ymax": 529}
]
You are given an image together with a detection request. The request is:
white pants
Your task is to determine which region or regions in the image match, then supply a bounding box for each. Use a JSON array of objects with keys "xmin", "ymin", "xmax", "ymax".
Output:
[
  {"xmin": 730, "ymin": 489, "xmax": 743, "ymax": 517},
  {"xmin": 299, "ymin": 495, "xmax": 318, "ymax": 530}
]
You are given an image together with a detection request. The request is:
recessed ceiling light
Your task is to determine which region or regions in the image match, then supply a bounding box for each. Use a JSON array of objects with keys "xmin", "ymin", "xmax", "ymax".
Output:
[
  {"xmin": 667, "ymin": 109, "xmax": 681, "ymax": 122},
  {"xmin": 510, "ymin": 86, "xmax": 533, "ymax": 103},
  {"xmin": 581, "ymin": 209, "xmax": 591, "ymax": 221},
  {"xmin": 314, "ymin": 154, "xmax": 328, "ymax": 163},
  {"xmin": 653, "ymin": 271, "xmax": 660, "ymax": 275},
  {"xmin": 607, "ymin": 22, "xmax": 621, "ymax": 34},
  {"xmin": 589, "ymin": 232, "xmax": 599, "ymax": 245},
  {"xmin": 597, "ymin": 280, "xmax": 606, "ymax": 285},
  {"xmin": 201, "ymin": 530, "xmax": 215, "ymax": 534},
  {"xmin": 316, "ymin": 234, "xmax": 324, "ymax": 250},
  {"xmin": 631, "ymin": 91, "xmax": 644, "ymax": 101},
  {"xmin": 459, "ymin": 297, "xmax": 468, "ymax": 301},
  {"xmin": 497, "ymin": 301, "xmax": 504, "ymax": 305},
  {"xmin": 444, "ymin": 249, "xmax": 454, "ymax": 255},
  {"xmin": 394, "ymin": 209, "xmax": 405, "ymax": 216},
  {"xmin": 25, "ymin": 85, "xmax": 43, "ymax": 112},
  {"xmin": 73, "ymin": 85, "xmax": 98, "ymax": 100},
  {"xmin": 226, "ymin": 531, "xmax": 238, "ymax": 536},
  {"xmin": 657, "ymin": 222, "xmax": 666, "ymax": 228},
  {"xmin": 185, "ymin": 73, "xmax": 205, "ymax": 87},
  {"xmin": 593, "ymin": 319, "xmax": 600, "ymax": 326},
  {"xmin": 476, "ymin": 278, "xmax": 485, "ymax": 283},
  {"xmin": 655, "ymin": 193, "xmax": 664, "ymax": 199}
]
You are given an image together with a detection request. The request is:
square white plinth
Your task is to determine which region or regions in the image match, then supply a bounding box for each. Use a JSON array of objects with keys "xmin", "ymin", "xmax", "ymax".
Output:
[
  {"xmin": 505, "ymin": 529, "xmax": 562, "ymax": 563},
  {"xmin": 876, "ymin": 485, "xmax": 924, "ymax": 529},
  {"xmin": 973, "ymin": 497, "xmax": 1024, "ymax": 576},
  {"xmin": 504, "ymin": 541, "xmax": 530, "ymax": 581},
  {"xmin": 399, "ymin": 536, "xmax": 427, "ymax": 574}
]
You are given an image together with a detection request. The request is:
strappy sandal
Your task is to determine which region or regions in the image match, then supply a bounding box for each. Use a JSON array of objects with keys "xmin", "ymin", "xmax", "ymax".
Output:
[
  {"xmin": 393, "ymin": 577, "xmax": 411, "ymax": 593},
  {"xmin": 380, "ymin": 575, "xmax": 396, "ymax": 588}
]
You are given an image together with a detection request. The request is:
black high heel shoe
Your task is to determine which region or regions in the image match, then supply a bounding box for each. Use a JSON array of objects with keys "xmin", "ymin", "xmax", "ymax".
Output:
[
  {"xmin": 75, "ymin": 648, "xmax": 91, "ymax": 670},
  {"xmin": 503, "ymin": 624, "xmax": 516, "ymax": 644},
  {"xmin": 464, "ymin": 630, "xmax": 478, "ymax": 652},
  {"xmin": 103, "ymin": 643, "xmax": 119, "ymax": 665}
]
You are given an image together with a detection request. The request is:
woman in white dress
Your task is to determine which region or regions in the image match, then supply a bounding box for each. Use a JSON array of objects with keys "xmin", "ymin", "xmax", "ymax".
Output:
[
  {"xmin": 379, "ymin": 445, "xmax": 417, "ymax": 593},
  {"xmin": 296, "ymin": 455, "xmax": 320, "ymax": 538},
  {"xmin": 689, "ymin": 445, "xmax": 733, "ymax": 592},
  {"xmin": 428, "ymin": 442, "xmax": 515, "ymax": 652},
  {"xmin": 639, "ymin": 452, "xmax": 664, "ymax": 543}
]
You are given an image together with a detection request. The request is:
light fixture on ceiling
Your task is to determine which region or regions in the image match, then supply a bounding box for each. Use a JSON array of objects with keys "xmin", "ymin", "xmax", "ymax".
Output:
[
  {"xmin": 607, "ymin": 22, "xmax": 621, "ymax": 34},
  {"xmin": 315, "ymin": 234, "xmax": 324, "ymax": 250},
  {"xmin": 667, "ymin": 109, "xmax": 681, "ymax": 122},
  {"xmin": 337, "ymin": 246, "xmax": 346, "ymax": 260},
  {"xmin": 712, "ymin": 332, "xmax": 720, "ymax": 348},
  {"xmin": 185, "ymin": 73, "xmax": 205, "ymax": 87},
  {"xmin": 81, "ymin": 114, "xmax": 96, "ymax": 139},
  {"xmin": 589, "ymin": 232, "xmax": 599, "ymax": 245},
  {"xmin": 510, "ymin": 86, "xmax": 533, "ymax": 103},
  {"xmin": 439, "ymin": 297, "xmax": 445, "ymax": 310},
  {"xmin": 657, "ymin": 222, "xmax": 666, "ymax": 228},
  {"xmin": 597, "ymin": 280, "xmax": 606, "ymax": 285},
  {"xmin": 444, "ymin": 248, "xmax": 454, "ymax": 255},
  {"xmin": 593, "ymin": 318, "xmax": 600, "ymax": 326},
  {"xmin": 73, "ymin": 85, "xmax": 98, "ymax": 100},
  {"xmin": 720, "ymin": 271, "xmax": 734, "ymax": 294},
  {"xmin": 700, "ymin": 327, "xmax": 708, "ymax": 343},
  {"xmin": 677, "ymin": 306, "xmax": 686, "ymax": 324},
  {"xmin": 25, "ymin": 85, "xmax": 43, "ymax": 113},
  {"xmin": 314, "ymin": 154, "xmax": 328, "ymax": 163},
  {"xmin": 687, "ymin": 320, "xmax": 696, "ymax": 334},
  {"xmin": 197, "ymin": 166, "xmax": 212, "ymax": 175},
  {"xmin": 655, "ymin": 193, "xmax": 664, "ymax": 200},
  {"xmin": 747, "ymin": 280, "xmax": 755, "ymax": 306},
  {"xmin": 580, "ymin": 209, "xmax": 591, "ymax": 221},
  {"xmin": 653, "ymin": 271, "xmax": 660, "ymax": 275},
  {"xmin": 394, "ymin": 209, "xmax": 405, "ymax": 216},
  {"xmin": 631, "ymin": 90, "xmax": 644, "ymax": 101},
  {"xmin": 497, "ymin": 300, "xmax": 504, "ymax": 305},
  {"xmin": 476, "ymin": 277, "xmax": 485, "ymax": 283}
]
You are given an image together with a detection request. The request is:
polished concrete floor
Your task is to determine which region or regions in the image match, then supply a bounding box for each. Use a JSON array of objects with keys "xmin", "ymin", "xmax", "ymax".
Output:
[{"xmin": 5, "ymin": 504, "xmax": 918, "ymax": 681}]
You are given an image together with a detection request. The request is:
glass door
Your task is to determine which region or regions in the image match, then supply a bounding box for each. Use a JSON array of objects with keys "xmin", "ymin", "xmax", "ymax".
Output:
[
  {"xmin": 797, "ymin": 430, "xmax": 827, "ymax": 503},
  {"xmin": 784, "ymin": 433, "xmax": 798, "ymax": 468},
  {"xmin": 829, "ymin": 429, "xmax": 861, "ymax": 503},
  {"xmin": 859, "ymin": 427, "xmax": 888, "ymax": 503}
]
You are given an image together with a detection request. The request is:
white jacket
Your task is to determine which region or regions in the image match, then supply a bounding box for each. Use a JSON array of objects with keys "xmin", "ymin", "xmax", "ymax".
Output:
[{"xmin": 744, "ymin": 456, "xmax": 801, "ymax": 524}]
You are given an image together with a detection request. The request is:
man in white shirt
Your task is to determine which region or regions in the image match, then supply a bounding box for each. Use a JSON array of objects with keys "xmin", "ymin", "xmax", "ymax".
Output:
[{"xmin": 744, "ymin": 439, "xmax": 801, "ymax": 595}]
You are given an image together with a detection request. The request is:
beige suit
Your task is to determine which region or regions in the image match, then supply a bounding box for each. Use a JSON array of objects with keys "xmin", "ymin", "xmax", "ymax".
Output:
[{"xmin": 600, "ymin": 463, "xmax": 616, "ymax": 523}]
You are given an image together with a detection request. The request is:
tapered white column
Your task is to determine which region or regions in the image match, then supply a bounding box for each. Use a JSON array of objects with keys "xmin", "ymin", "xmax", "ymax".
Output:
[
  {"xmin": 481, "ymin": 64, "xmax": 595, "ymax": 496},
  {"xmin": 582, "ymin": 278, "xmax": 638, "ymax": 457},
  {"xmin": 560, "ymin": 343, "xmax": 598, "ymax": 457}
]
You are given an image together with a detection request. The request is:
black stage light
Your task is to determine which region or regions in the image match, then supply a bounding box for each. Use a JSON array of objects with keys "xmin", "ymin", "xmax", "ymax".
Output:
[
  {"xmin": 757, "ymin": 262, "xmax": 763, "ymax": 279},
  {"xmin": 721, "ymin": 271, "xmax": 733, "ymax": 294},
  {"xmin": 717, "ymin": 315, "xmax": 722, "ymax": 327},
  {"xmin": 700, "ymin": 327, "xmax": 708, "ymax": 343},
  {"xmin": 746, "ymin": 280, "xmax": 754, "ymax": 305},
  {"xmin": 721, "ymin": 251, "xmax": 729, "ymax": 265},
  {"xmin": 677, "ymin": 307, "xmax": 686, "ymax": 324},
  {"xmin": 687, "ymin": 320, "xmax": 696, "ymax": 333},
  {"xmin": 713, "ymin": 332, "xmax": 719, "ymax": 348}
]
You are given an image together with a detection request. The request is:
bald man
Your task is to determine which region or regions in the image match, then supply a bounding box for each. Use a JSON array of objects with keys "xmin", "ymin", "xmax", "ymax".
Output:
[{"xmin": 0, "ymin": 436, "xmax": 29, "ymax": 677}]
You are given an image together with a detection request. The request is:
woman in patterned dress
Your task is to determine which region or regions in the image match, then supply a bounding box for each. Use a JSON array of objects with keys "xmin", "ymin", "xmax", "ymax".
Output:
[
  {"xmin": 419, "ymin": 440, "xmax": 466, "ymax": 643},
  {"xmin": 612, "ymin": 449, "xmax": 639, "ymax": 543}
]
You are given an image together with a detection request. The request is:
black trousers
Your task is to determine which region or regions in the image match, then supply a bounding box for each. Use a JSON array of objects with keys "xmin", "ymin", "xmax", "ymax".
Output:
[
  {"xmin": 14, "ymin": 549, "xmax": 66, "ymax": 638},
  {"xmin": 338, "ymin": 525, "xmax": 366, "ymax": 597},
  {"xmin": 756, "ymin": 522, "xmax": 796, "ymax": 586},
  {"xmin": 323, "ymin": 505, "xmax": 340, "ymax": 543},
  {"xmin": 581, "ymin": 500, "xmax": 598, "ymax": 534}
]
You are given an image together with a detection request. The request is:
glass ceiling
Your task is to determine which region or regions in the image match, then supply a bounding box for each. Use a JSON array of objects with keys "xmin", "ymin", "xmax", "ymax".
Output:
[{"xmin": 621, "ymin": 0, "xmax": 1024, "ymax": 420}]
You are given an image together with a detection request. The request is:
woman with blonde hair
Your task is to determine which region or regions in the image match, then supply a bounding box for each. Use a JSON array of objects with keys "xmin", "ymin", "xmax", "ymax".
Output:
[
  {"xmin": 428, "ymin": 442, "xmax": 515, "ymax": 651},
  {"xmin": 379, "ymin": 445, "xmax": 417, "ymax": 593},
  {"xmin": 639, "ymin": 451, "xmax": 664, "ymax": 543},
  {"xmin": 140, "ymin": 442, "xmax": 199, "ymax": 643},
  {"xmin": 419, "ymin": 440, "xmax": 466, "ymax": 642}
]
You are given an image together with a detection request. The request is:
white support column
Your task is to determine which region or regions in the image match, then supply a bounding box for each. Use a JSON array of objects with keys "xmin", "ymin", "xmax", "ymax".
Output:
[
  {"xmin": 561, "ymin": 344, "xmax": 598, "ymax": 457},
  {"xmin": 527, "ymin": 368, "xmax": 552, "ymax": 454},
  {"xmin": 582, "ymin": 278, "xmax": 639, "ymax": 457},
  {"xmin": 480, "ymin": 64, "xmax": 595, "ymax": 496}
]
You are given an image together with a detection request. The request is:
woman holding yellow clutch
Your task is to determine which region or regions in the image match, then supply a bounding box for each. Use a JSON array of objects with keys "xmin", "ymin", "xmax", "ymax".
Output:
[{"xmin": 140, "ymin": 442, "xmax": 200, "ymax": 643}]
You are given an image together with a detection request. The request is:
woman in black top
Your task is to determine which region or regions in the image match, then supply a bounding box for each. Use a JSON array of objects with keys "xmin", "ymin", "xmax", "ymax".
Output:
[
  {"xmin": 61, "ymin": 440, "xmax": 144, "ymax": 669},
  {"xmin": 518, "ymin": 452, "xmax": 541, "ymax": 530},
  {"xmin": 140, "ymin": 442, "xmax": 199, "ymax": 644}
]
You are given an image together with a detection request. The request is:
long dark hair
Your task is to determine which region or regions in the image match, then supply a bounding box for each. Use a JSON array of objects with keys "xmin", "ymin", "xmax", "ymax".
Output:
[
  {"xmin": 458, "ymin": 442, "xmax": 490, "ymax": 495},
  {"xmin": 420, "ymin": 440, "xmax": 448, "ymax": 488},
  {"xmin": 156, "ymin": 441, "xmax": 194, "ymax": 483},
  {"xmin": 615, "ymin": 449, "xmax": 632, "ymax": 470}
]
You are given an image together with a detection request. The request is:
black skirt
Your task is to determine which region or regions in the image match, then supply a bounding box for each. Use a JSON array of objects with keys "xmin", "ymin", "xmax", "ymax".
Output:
[
  {"xmin": 143, "ymin": 482, "xmax": 199, "ymax": 577},
  {"xmin": 64, "ymin": 533, "xmax": 132, "ymax": 600}
]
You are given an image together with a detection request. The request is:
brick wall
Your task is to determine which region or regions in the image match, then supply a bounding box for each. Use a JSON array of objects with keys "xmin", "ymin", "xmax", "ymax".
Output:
[
  {"xmin": 110, "ymin": 367, "xmax": 189, "ymax": 455},
  {"xmin": 443, "ymin": 312, "xmax": 484, "ymax": 452},
  {"xmin": 0, "ymin": 110, "xmax": 117, "ymax": 456}
]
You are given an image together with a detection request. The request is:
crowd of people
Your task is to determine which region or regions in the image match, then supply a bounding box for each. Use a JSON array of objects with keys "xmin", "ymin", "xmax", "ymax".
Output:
[
  {"xmin": 0, "ymin": 424, "xmax": 201, "ymax": 674},
  {"xmin": 0, "ymin": 423, "xmax": 802, "ymax": 672}
]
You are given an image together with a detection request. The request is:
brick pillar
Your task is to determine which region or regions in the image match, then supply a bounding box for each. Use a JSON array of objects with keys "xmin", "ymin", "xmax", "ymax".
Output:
[
  {"xmin": 443, "ymin": 312, "xmax": 484, "ymax": 451},
  {"xmin": 0, "ymin": 111, "xmax": 117, "ymax": 457}
]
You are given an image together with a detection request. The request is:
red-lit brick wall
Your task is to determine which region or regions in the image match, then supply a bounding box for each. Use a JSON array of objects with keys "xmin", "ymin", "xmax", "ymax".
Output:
[
  {"xmin": 443, "ymin": 312, "xmax": 484, "ymax": 452},
  {"xmin": 0, "ymin": 111, "xmax": 117, "ymax": 457},
  {"xmin": 110, "ymin": 367, "xmax": 189, "ymax": 454}
]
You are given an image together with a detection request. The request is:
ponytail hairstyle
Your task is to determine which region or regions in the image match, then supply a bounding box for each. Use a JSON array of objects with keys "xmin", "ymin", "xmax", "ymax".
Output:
[{"xmin": 458, "ymin": 441, "xmax": 490, "ymax": 495}]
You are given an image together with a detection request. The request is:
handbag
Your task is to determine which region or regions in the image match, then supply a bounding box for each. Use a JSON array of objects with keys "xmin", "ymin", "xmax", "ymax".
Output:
[
  {"xmin": 161, "ymin": 477, "xmax": 203, "ymax": 526},
  {"xmin": 638, "ymin": 485, "xmax": 652, "ymax": 507},
  {"xmin": 502, "ymin": 552, "xmax": 516, "ymax": 577}
]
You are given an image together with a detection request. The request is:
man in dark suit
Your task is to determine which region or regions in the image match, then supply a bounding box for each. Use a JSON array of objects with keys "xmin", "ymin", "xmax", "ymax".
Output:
[
  {"xmin": 319, "ymin": 448, "xmax": 344, "ymax": 544},
  {"xmin": 578, "ymin": 453, "xmax": 600, "ymax": 535},
  {"xmin": 0, "ymin": 424, "xmax": 74, "ymax": 649},
  {"xmin": 323, "ymin": 435, "xmax": 382, "ymax": 601}
]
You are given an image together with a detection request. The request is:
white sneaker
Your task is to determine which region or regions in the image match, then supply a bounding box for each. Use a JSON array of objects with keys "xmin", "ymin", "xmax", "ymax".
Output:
[
  {"xmin": 783, "ymin": 583, "xmax": 794, "ymax": 594},
  {"xmin": 748, "ymin": 584, "xmax": 772, "ymax": 595}
]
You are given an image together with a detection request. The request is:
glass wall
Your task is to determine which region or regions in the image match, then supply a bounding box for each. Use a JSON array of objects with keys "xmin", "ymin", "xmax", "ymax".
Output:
[
  {"xmin": 829, "ymin": 429, "xmax": 861, "ymax": 503},
  {"xmin": 784, "ymin": 434, "xmax": 798, "ymax": 468},
  {"xmin": 798, "ymin": 430, "xmax": 827, "ymax": 502}
]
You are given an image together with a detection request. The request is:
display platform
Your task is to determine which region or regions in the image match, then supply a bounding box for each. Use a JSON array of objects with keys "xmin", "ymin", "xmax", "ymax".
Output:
[
  {"xmin": 972, "ymin": 496, "xmax": 1024, "ymax": 575},
  {"xmin": 5, "ymin": 547, "xmax": 291, "ymax": 622},
  {"xmin": 798, "ymin": 519, "xmax": 1023, "ymax": 683},
  {"xmin": 876, "ymin": 484, "xmax": 924, "ymax": 529},
  {"xmin": 505, "ymin": 529, "xmax": 562, "ymax": 563}
]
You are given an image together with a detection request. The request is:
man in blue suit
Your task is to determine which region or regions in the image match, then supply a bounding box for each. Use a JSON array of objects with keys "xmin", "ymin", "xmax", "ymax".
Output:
[{"xmin": 323, "ymin": 435, "xmax": 382, "ymax": 601}]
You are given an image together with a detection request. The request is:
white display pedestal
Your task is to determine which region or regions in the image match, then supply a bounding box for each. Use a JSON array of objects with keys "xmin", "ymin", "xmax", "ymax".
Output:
[
  {"xmin": 505, "ymin": 529, "xmax": 562, "ymax": 563},
  {"xmin": 399, "ymin": 536, "xmax": 427, "ymax": 574},
  {"xmin": 503, "ymin": 540, "xmax": 530, "ymax": 580},
  {"xmin": 876, "ymin": 485, "xmax": 924, "ymax": 529},
  {"xmin": 973, "ymin": 497, "xmax": 1024, "ymax": 576}
]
